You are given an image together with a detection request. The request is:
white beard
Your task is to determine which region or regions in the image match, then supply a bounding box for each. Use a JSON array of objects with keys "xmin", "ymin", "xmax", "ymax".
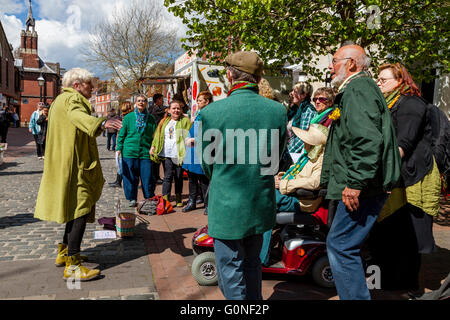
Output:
[{"xmin": 330, "ymin": 67, "xmax": 348, "ymax": 90}]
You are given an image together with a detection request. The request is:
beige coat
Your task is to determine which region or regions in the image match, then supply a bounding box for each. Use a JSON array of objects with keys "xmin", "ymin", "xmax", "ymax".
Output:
[
  {"xmin": 278, "ymin": 152, "xmax": 324, "ymax": 212},
  {"xmin": 34, "ymin": 88, "xmax": 106, "ymax": 224}
]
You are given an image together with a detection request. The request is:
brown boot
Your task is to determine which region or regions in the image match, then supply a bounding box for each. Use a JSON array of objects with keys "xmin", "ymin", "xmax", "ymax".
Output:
[{"xmin": 63, "ymin": 254, "xmax": 100, "ymax": 281}]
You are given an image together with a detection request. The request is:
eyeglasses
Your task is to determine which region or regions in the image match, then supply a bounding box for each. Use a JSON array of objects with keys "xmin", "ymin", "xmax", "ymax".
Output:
[
  {"xmin": 376, "ymin": 77, "xmax": 396, "ymax": 84},
  {"xmin": 332, "ymin": 57, "xmax": 352, "ymax": 65},
  {"xmin": 313, "ymin": 97, "xmax": 329, "ymax": 104}
]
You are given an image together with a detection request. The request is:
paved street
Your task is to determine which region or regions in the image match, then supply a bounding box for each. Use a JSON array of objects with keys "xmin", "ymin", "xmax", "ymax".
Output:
[
  {"xmin": 0, "ymin": 127, "xmax": 449, "ymax": 300},
  {"xmin": 0, "ymin": 128, "xmax": 156, "ymax": 300}
]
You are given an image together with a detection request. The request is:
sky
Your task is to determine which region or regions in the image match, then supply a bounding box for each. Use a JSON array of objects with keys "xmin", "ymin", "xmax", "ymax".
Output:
[{"xmin": 0, "ymin": 0, "xmax": 188, "ymax": 78}]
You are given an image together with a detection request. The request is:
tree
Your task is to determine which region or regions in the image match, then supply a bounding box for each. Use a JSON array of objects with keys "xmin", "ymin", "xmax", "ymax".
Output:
[
  {"xmin": 164, "ymin": 0, "xmax": 449, "ymax": 82},
  {"xmin": 84, "ymin": 0, "xmax": 183, "ymax": 93}
]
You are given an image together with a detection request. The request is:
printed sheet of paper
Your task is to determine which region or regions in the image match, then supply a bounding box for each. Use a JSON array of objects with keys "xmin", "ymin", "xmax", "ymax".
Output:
[{"xmin": 94, "ymin": 230, "xmax": 117, "ymax": 239}]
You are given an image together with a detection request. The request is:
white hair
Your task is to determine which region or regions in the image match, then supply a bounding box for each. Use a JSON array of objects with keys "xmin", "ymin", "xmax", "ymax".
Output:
[
  {"xmin": 357, "ymin": 54, "xmax": 372, "ymax": 70},
  {"xmin": 62, "ymin": 68, "xmax": 94, "ymax": 88}
]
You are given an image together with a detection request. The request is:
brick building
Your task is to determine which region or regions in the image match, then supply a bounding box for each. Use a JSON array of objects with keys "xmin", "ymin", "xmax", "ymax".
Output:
[
  {"xmin": 0, "ymin": 19, "xmax": 21, "ymax": 112},
  {"xmin": 14, "ymin": 0, "xmax": 61, "ymax": 126}
]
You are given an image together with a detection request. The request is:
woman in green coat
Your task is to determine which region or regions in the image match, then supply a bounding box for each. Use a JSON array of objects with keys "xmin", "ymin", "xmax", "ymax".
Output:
[
  {"xmin": 116, "ymin": 95, "xmax": 157, "ymax": 207},
  {"xmin": 150, "ymin": 100, "xmax": 191, "ymax": 207},
  {"xmin": 34, "ymin": 68, "xmax": 122, "ymax": 281}
]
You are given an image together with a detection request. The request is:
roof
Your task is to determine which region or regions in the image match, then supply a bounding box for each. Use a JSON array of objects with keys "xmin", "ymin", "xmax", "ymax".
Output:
[{"xmin": 22, "ymin": 57, "xmax": 58, "ymax": 74}]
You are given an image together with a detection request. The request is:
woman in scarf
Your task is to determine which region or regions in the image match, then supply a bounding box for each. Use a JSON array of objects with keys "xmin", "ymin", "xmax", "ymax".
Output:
[
  {"xmin": 367, "ymin": 63, "xmax": 441, "ymax": 292},
  {"xmin": 260, "ymin": 124, "xmax": 329, "ymax": 266},
  {"xmin": 116, "ymin": 95, "xmax": 157, "ymax": 207},
  {"xmin": 311, "ymin": 87, "xmax": 335, "ymax": 128},
  {"xmin": 150, "ymin": 100, "xmax": 192, "ymax": 207}
]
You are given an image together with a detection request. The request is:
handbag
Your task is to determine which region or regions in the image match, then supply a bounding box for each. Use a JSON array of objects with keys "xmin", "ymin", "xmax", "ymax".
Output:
[
  {"xmin": 155, "ymin": 195, "xmax": 174, "ymax": 215},
  {"xmin": 137, "ymin": 196, "xmax": 174, "ymax": 215},
  {"xmin": 136, "ymin": 198, "xmax": 158, "ymax": 215}
]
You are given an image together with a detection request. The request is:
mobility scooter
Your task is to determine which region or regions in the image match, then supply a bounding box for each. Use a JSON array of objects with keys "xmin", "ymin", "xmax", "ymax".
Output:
[{"xmin": 190, "ymin": 189, "xmax": 336, "ymax": 288}]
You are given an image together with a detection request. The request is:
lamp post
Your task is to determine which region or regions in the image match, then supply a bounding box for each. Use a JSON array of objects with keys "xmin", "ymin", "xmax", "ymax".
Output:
[{"xmin": 37, "ymin": 73, "xmax": 45, "ymax": 103}]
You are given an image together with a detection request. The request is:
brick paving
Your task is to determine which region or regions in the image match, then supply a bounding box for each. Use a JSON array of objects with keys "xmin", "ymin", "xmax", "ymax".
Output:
[{"xmin": 0, "ymin": 127, "xmax": 449, "ymax": 300}]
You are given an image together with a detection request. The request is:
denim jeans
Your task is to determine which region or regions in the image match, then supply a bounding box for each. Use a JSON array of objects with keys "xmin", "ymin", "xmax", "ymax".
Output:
[
  {"xmin": 326, "ymin": 193, "xmax": 388, "ymax": 300},
  {"xmin": 214, "ymin": 234, "xmax": 263, "ymax": 300},
  {"xmin": 122, "ymin": 158, "xmax": 154, "ymax": 200},
  {"xmin": 107, "ymin": 132, "xmax": 117, "ymax": 150}
]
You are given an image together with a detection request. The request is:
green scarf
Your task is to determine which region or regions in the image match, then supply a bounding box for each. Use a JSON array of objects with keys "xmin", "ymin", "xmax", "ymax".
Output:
[
  {"xmin": 311, "ymin": 108, "xmax": 333, "ymax": 124},
  {"xmin": 384, "ymin": 84, "xmax": 410, "ymax": 110},
  {"xmin": 150, "ymin": 116, "xmax": 192, "ymax": 165},
  {"xmin": 282, "ymin": 114, "xmax": 330, "ymax": 180}
]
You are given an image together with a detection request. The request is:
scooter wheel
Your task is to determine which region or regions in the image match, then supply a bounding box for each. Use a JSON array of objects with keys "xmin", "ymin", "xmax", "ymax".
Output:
[
  {"xmin": 191, "ymin": 252, "xmax": 218, "ymax": 286},
  {"xmin": 311, "ymin": 255, "xmax": 335, "ymax": 288}
]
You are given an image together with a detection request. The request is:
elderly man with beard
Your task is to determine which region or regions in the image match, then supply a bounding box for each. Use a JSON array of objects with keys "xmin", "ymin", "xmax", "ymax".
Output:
[{"xmin": 320, "ymin": 45, "xmax": 401, "ymax": 300}]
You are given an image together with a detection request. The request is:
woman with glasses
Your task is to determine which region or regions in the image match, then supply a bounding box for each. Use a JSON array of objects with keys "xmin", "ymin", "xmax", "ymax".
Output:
[
  {"xmin": 311, "ymin": 87, "xmax": 335, "ymax": 128},
  {"xmin": 367, "ymin": 63, "xmax": 441, "ymax": 293},
  {"xmin": 116, "ymin": 95, "xmax": 157, "ymax": 207}
]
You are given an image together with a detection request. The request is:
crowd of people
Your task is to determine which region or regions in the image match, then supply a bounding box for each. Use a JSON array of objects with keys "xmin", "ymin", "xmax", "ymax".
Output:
[{"xmin": 32, "ymin": 43, "xmax": 446, "ymax": 300}]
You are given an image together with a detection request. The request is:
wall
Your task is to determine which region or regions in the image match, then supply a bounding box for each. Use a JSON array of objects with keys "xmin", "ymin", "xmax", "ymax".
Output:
[{"xmin": 433, "ymin": 73, "xmax": 450, "ymax": 118}]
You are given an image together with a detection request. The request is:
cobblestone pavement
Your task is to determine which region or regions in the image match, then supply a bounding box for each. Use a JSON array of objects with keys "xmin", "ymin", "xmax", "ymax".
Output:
[{"xmin": 0, "ymin": 128, "xmax": 157, "ymax": 300}]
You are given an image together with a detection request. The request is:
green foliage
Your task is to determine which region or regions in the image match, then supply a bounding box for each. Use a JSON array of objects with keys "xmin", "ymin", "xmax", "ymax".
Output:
[{"xmin": 164, "ymin": 0, "xmax": 450, "ymax": 82}]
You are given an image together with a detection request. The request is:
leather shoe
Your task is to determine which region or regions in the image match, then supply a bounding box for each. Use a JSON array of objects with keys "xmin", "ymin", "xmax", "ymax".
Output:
[{"xmin": 182, "ymin": 199, "xmax": 196, "ymax": 212}]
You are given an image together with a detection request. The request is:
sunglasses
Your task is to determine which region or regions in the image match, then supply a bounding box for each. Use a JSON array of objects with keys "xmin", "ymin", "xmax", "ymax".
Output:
[{"xmin": 313, "ymin": 97, "xmax": 329, "ymax": 103}]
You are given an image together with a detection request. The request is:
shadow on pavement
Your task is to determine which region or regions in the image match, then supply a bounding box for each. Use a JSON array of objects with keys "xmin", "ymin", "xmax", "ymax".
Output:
[
  {"xmin": 265, "ymin": 273, "xmax": 337, "ymax": 300},
  {"xmin": 0, "ymin": 170, "xmax": 43, "ymax": 176},
  {"xmin": 81, "ymin": 217, "xmax": 196, "ymax": 274},
  {"xmin": 0, "ymin": 161, "xmax": 20, "ymax": 170},
  {"xmin": 0, "ymin": 213, "xmax": 40, "ymax": 229}
]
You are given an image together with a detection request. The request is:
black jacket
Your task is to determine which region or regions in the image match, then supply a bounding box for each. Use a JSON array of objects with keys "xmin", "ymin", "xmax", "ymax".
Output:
[
  {"xmin": 36, "ymin": 114, "xmax": 48, "ymax": 144},
  {"xmin": 150, "ymin": 105, "xmax": 167, "ymax": 126},
  {"xmin": 390, "ymin": 95, "xmax": 434, "ymax": 187}
]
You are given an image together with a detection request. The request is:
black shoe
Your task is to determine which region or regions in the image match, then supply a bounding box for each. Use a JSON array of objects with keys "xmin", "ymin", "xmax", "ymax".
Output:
[
  {"xmin": 196, "ymin": 197, "xmax": 204, "ymax": 205},
  {"xmin": 182, "ymin": 199, "xmax": 196, "ymax": 212},
  {"xmin": 108, "ymin": 174, "xmax": 122, "ymax": 187}
]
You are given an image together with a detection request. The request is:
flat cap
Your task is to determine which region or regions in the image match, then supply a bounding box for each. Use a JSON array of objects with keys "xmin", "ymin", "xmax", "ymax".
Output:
[{"xmin": 225, "ymin": 51, "xmax": 264, "ymax": 76}]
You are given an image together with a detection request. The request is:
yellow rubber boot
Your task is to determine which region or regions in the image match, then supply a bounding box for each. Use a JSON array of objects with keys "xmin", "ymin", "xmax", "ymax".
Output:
[
  {"xmin": 63, "ymin": 254, "xmax": 100, "ymax": 281},
  {"xmin": 55, "ymin": 243, "xmax": 88, "ymax": 267}
]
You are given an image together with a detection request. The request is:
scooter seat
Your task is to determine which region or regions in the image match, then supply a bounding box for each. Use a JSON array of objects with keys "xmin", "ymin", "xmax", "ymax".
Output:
[
  {"xmin": 293, "ymin": 188, "xmax": 327, "ymax": 200},
  {"xmin": 276, "ymin": 212, "xmax": 316, "ymax": 225}
]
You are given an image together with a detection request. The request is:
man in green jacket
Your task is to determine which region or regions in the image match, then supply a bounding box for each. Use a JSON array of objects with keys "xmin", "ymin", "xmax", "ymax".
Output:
[
  {"xmin": 198, "ymin": 51, "xmax": 287, "ymax": 300},
  {"xmin": 321, "ymin": 45, "xmax": 401, "ymax": 300},
  {"xmin": 34, "ymin": 68, "xmax": 122, "ymax": 281}
]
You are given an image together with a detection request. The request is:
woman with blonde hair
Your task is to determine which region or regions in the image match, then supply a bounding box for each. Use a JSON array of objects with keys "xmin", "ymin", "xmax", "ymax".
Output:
[
  {"xmin": 34, "ymin": 67, "xmax": 122, "ymax": 281},
  {"xmin": 258, "ymin": 78, "xmax": 274, "ymax": 100}
]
